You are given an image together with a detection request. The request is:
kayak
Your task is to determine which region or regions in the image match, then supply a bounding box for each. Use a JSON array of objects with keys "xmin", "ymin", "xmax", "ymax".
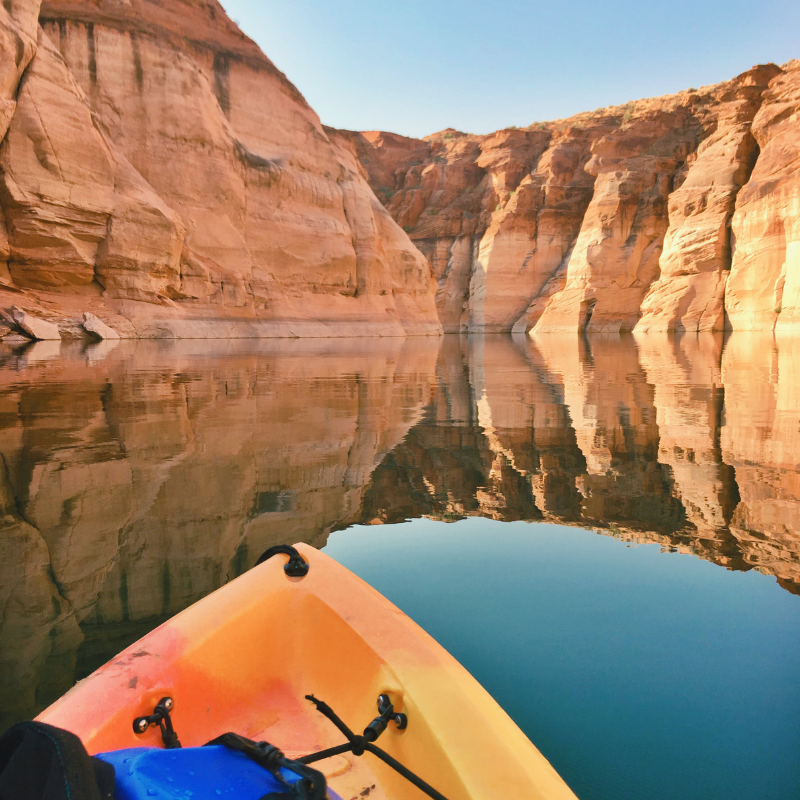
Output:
[{"xmin": 36, "ymin": 543, "xmax": 578, "ymax": 800}]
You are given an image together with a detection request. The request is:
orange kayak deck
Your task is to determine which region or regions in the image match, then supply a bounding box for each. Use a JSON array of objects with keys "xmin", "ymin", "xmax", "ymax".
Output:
[{"xmin": 38, "ymin": 544, "xmax": 577, "ymax": 800}]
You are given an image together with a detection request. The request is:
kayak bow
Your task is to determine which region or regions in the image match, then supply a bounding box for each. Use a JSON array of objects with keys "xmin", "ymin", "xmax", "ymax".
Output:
[{"xmin": 38, "ymin": 543, "xmax": 577, "ymax": 800}]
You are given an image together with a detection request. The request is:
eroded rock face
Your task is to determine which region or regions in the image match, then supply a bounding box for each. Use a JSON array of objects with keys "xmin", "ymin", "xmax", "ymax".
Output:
[
  {"xmin": 725, "ymin": 61, "xmax": 800, "ymax": 332},
  {"xmin": 29, "ymin": 0, "xmax": 440, "ymax": 337},
  {"xmin": 1, "ymin": 29, "xmax": 114, "ymax": 288},
  {"xmin": 636, "ymin": 66, "xmax": 782, "ymax": 333},
  {"xmin": 0, "ymin": 0, "xmax": 441, "ymax": 336},
  {"xmin": 0, "ymin": 0, "xmax": 793, "ymax": 336},
  {"xmin": 534, "ymin": 108, "xmax": 703, "ymax": 333},
  {"xmin": 0, "ymin": 0, "xmax": 40, "ymax": 143},
  {"xmin": 356, "ymin": 66, "xmax": 792, "ymax": 334}
]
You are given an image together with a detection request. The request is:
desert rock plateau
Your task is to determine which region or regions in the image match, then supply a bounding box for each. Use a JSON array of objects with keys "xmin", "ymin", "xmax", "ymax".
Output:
[{"xmin": 0, "ymin": 0, "xmax": 795, "ymax": 336}]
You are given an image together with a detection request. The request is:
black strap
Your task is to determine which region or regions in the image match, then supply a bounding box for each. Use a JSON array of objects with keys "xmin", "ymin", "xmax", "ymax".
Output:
[
  {"xmin": 255, "ymin": 545, "xmax": 309, "ymax": 577},
  {"xmin": 299, "ymin": 695, "xmax": 451, "ymax": 800},
  {"xmin": 207, "ymin": 733, "xmax": 326, "ymax": 800}
]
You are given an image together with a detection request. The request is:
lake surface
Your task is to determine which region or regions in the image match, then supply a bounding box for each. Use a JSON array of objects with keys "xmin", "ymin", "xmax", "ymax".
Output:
[{"xmin": 1, "ymin": 333, "xmax": 799, "ymax": 798}]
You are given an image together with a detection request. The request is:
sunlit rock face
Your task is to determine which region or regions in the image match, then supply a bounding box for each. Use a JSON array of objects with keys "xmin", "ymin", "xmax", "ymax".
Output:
[
  {"xmin": 355, "ymin": 66, "xmax": 792, "ymax": 334},
  {"xmin": 0, "ymin": 0, "xmax": 793, "ymax": 337},
  {"xmin": 345, "ymin": 129, "xmax": 488, "ymax": 333},
  {"xmin": 0, "ymin": 0, "xmax": 441, "ymax": 336},
  {"xmin": 535, "ymin": 109, "xmax": 704, "ymax": 333},
  {"xmin": 36, "ymin": 0, "xmax": 439, "ymax": 336},
  {"xmin": 725, "ymin": 62, "xmax": 800, "ymax": 332},
  {"xmin": 634, "ymin": 66, "xmax": 782, "ymax": 333},
  {"xmin": 351, "ymin": 121, "xmax": 620, "ymax": 333}
]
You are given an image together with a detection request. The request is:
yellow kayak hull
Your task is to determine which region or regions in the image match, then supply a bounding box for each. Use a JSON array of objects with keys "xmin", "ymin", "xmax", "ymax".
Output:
[{"xmin": 38, "ymin": 544, "xmax": 577, "ymax": 800}]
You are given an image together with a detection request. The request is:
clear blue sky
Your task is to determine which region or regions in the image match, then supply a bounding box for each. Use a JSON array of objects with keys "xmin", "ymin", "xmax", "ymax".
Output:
[{"xmin": 221, "ymin": 0, "xmax": 800, "ymax": 138}]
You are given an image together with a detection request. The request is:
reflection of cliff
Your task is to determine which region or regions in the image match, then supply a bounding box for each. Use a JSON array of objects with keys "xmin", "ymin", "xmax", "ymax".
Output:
[
  {"xmin": 360, "ymin": 334, "xmax": 800, "ymax": 598},
  {"xmin": 0, "ymin": 338, "xmax": 440, "ymax": 728},
  {"xmin": 720, "ymin": 335, "xmax": 800, "ymax": 593},
  {"xmin": 3, "ymin": 333, "xmax": 800, "ymax": 728}
]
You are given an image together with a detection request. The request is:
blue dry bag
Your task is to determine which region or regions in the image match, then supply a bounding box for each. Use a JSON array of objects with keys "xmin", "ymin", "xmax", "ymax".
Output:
[{"xmin": 97, "ymin": 745, "xmax": 342, "ymax": 800}]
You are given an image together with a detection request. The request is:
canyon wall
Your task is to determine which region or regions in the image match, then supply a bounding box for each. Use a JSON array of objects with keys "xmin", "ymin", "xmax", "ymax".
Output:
[
  {"xmin": 0, "ymin": 0, "xmax": 796, "ymax": 336},
  {"xmin": 352, "ymin": 63, "xmax": 800, "ymax": 333},
  {"xmin": 0, "ymin": 0, "xmax": 441, "ymax": 338}
]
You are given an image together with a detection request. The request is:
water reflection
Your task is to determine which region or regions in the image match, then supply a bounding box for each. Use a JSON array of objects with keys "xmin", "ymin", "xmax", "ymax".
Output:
[{"xmin": 1, "ymin": 333, "xmax": 799, "ymax": 728}]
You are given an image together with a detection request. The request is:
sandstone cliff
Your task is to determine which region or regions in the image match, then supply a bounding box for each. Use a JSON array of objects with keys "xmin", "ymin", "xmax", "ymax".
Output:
[
  {"xmin": 352, "ymin": 63, "xmax": 799, "ymax": 333},
  {"xmin": 0, "ymin": 0, "xmax": 441, "ymax": 338},
  {"xmin": 0, "ymin": 0, "xmax": 796, "ymax": 336}
]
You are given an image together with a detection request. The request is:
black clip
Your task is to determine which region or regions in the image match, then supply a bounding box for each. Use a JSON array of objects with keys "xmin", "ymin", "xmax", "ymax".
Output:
[
  {"xmin": 133, "ymin": 696, "xmax": 182, "ymax": 749},
  {"xmin": 364, "ymin": 694, "xmax": 408, "ymax": 743}
]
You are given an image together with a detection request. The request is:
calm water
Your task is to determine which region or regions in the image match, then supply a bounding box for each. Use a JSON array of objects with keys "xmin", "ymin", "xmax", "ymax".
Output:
[{"xmin": 1, "ymin": 333, "xmax": 799, "ymax": 798}]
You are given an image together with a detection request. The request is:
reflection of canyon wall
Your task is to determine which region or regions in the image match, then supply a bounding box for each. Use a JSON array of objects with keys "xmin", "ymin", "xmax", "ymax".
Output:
[
  {"xmin": 352, "ymin": 64, "xmax": 800, "ymax": 334},
  {"xmin": 721, "ymin": 334, "xmax": 800, "ymax": 593},
  {"xmin": 4, "ymin": 332, "xmax": 800, "ymax": 728},
  {"xmin": 360, "ymin": 334, "xmax": 800, "ymax": 597},
  {"xmin": 0, "ymin": 339, "xmax": 439, "ymax": 728}
]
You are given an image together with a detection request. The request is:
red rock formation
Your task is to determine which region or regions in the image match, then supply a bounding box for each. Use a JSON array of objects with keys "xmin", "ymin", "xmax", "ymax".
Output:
[
  {"xmin": 534, "ymin": 108, "xmax": 702, "ymax": 332},
  {"xmin": 0, "ymin": 0, "xmax": 441, "ymax": 337},
  {"xmin": 0, "ymin": 0, "xmax": 795, "ymax": 336},
  {"xmin": 636, "ymin": 66, "xmax": 781, "ymax": 332},
  {"xmin": 725, "ymin": 61, "xmax": 800, "ymax": 331},
  {"xmin": 356, "ymin": 67, "xmax": 790, "ymax": 334}
]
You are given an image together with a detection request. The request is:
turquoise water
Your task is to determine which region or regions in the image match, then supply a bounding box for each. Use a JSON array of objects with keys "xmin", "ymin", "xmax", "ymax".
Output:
[{"xmin": 325, "ymin": 518, "xmax": 800, "ymax": 800}]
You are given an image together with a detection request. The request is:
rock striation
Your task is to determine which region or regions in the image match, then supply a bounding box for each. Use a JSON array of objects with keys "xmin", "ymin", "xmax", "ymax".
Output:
[
  {"xmin": 0, "ymin": 2, "xmax": 797, "ymax": 334},
  {"xmin": 354, "ymin": 62, "xmax": 800, "ymax": 333},
  {"xmin": 0, "ymin": 0, "xmax": 441, "ymax": 338},
  {"xmin": 725, "ymin": 63, "xmax": 800, "ymax": 331}
]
